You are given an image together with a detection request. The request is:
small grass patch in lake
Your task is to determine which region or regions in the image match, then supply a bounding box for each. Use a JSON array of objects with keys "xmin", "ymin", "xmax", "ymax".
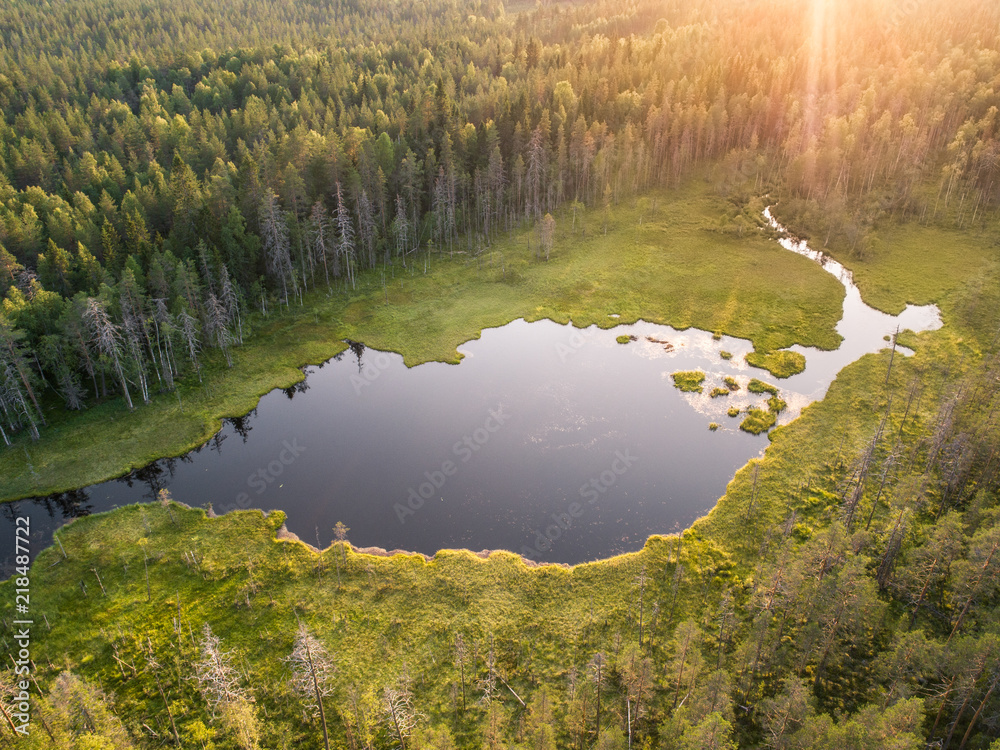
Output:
[
  {"xmin": 768, "ymin": 396, "xmax": 788, "ymax": 413},
  {"xmin": 727, "ymin": 406, "xmax": 741, "ymax": 418},
  {"xmin": 723, "ymin": 376, "xmax": 740, "ymax": 391},
  {"xmin": 616, "ymin": 334, "xmax": 633, "ymax": 344},
  {"xmin": 710, "ymin": 387, "xmax": 731, "ymax": 398},
  {"xmin": 719, "ymin": 350, "xmax": 733, "ymax": 360},
  {"xmin": 745, "ymin": 349, "xmax": 806, "ymax": 377},
  {"xmin": 672, "ymin": 370, "xmax": 706, "ymax": 393},
  {"xmin": 709, "ymin": 422, "xmax": 720, "ymax": 431},
  {"xmin": 740, "ymin": 407, "xmax": 777, "ymax": 434},
  {"xmin": 748, "ymin": 378, "xmax": 779, "ymax": 395}
]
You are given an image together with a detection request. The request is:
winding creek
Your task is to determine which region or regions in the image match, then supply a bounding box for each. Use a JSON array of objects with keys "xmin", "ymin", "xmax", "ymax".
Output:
[{"xmin": 0, "ymin": 210, "xmax": 943, "ymax": 569}]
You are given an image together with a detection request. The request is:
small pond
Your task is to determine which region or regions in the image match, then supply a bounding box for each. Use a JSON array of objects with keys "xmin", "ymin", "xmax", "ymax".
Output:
[{"xmin": 0, "ymin": 211, "xmax": 942, "ymax": 569}]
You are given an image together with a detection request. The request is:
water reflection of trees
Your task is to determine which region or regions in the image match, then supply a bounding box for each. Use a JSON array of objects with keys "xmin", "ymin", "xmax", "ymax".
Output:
[
  {"xmin": 115, "ymin": 456, "xmax": 189, "ymax": 500},
  {"xmin": 283, "ymin": 377, "xmax": 311, "ymax": 400},
  {"xmin": 225, "ymin": 410, "xmax": 256, "ymax": 443},
  {"xmin": 348, "ymin": 340, "xmax": 366, "ymax": 372},
  {"xmin": 0, "ymin": 488, "xmax": 94, "ymax": 523}
]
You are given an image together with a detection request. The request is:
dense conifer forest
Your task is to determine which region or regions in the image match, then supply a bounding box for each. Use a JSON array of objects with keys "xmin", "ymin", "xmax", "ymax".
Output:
[
  {"xmin": 0, "ymin": 0, "xmax": 999, "ymax": 748},
  {"xmin": 1, "ymin": 0, "xmax": 998, "ymax": 431}
]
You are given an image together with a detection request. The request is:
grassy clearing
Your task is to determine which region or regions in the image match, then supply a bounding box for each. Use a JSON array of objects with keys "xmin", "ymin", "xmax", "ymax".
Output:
[
  {"xmin": 745, "ymin": 349, "xmax": 806, "ymax": 377},
  {"xmin": 0, "ymin": 177, "xmax": 846, "ymax": 502},
  {"xmin": 671, "ymin": 370, "xmax": 707, "ymax": 393}
]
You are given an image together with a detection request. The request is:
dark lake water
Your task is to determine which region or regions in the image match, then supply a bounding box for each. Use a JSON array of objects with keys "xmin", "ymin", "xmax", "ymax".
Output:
[{"xmin": 0, "ymin": 211, "xmax": 943, "ymax": 569}]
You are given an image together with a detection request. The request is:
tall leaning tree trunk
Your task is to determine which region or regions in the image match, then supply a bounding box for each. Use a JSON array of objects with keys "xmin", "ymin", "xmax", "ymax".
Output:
[{"xmin": 305, "ymin": 639, "xmax": 331, "ymax": 750}]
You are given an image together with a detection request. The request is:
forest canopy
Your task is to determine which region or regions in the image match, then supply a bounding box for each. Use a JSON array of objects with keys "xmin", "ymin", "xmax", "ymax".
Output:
[{"xmin": 1, "ymin": 0, "xmax": 999, "ymax": 440}]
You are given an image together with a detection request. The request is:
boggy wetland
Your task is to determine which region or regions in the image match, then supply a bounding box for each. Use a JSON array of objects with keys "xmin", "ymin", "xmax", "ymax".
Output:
[
  {"xmin": 1, "ymin": 0, "xmax": 999, "ymax": 747},
  {"xmin": 0, "ymin": 211, "xmax": 942, "ymax": 567}
]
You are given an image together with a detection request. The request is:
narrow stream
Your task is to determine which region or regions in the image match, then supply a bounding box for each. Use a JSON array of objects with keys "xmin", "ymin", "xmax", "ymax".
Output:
[{"xmin": 0, "ymin": 210, "xmax": 943, "ymax": 570}]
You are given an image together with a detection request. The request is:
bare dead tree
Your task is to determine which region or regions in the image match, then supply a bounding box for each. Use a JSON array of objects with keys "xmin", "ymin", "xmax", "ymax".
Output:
[
  {"xmin": 259, "ymin": 190, "xmax": 295, "ymax": 305},
  {"xmin": 454, "ymin": 633, "xmax": 468, "ymax": 711},
  {"xmin": 540, "ymin": 213, "xmax": 556, "ymax": 260},
  {"xmin": 193, "ymin": 623, "xmax": 244, "ymax": 714},
  {"xmin": 219, "ymin": 264, "xmax": 243, "ymax": 345},
  {"xmin": 335, "ymin": 182, "xmax": 356, "ymax": 290},
  {"xmin": 206, "ymin": 293, "xmax": 234, "ymax": 368},
  {"xmin": 287, "ymin": 623, "xmax": 336, "ymax": 750},
  {"xmin": 588, "ymin": 652, "xmax": 605, "ymax": 739},
  {"xmin": 310, "ymin": 200, "xmax": 333, "ymax": 287},
  {"xmin": 382, "ymin": 685, "xmax": 419, "ymax": 750},
  {"xmin": 83, "ymin": 297, "xmax": 134, "ymax": 410},
  {"xmin": 178, "ymin": 308, "xmax": 201, "ymax": 382}
]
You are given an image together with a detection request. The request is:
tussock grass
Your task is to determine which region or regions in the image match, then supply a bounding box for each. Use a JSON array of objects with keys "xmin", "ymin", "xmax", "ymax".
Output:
[
  {"xmin": 745, "ymin": 349, "xmax": 806, "ymax": 378},
  {"xmin": 739, "ymin": 407, "xmax": 777, "ymax": 434},
  {"xmin": 747, "ymin": 378, "xmax": 779, "ymax": 395},
  {"xmin": 671, "ymin": 370, "xmax": 707, "ymax": 393}
]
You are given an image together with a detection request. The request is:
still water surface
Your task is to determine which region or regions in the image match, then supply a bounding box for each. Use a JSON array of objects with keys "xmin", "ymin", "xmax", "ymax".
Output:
[{"xmin": 0, "ymin": 211, "xmax": 942, "ymax": 568}]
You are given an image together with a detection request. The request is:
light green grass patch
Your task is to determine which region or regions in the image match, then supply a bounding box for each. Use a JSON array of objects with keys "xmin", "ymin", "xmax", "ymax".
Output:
[
  {"xmin": 745, "ymin": 349, "xmax": 806, "ymax": 378},
  {"xmin": 739, "ymin": 407, "xmax": 777, "ymax": 434},
  {"xmin": 672, "ymin": 370, "xmax": 706, "ymax": 393},
  {"xmin": 747, "ymin": 378, "xmax": 779, "ymax": 395}
]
